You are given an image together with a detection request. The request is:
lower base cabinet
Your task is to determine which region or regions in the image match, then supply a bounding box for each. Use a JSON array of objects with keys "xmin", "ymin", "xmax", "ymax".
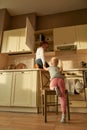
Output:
[
  {"xmin": 0, "ymin": 72, "xmax": 13, "ymax": 106},
  {"xmin": 12, "ymin": 71, "xmax": 38, "ymax": 107},
  {"xmin": 0, "ymin": 70, "xmax": 39, "ymax": 110},
  {"xmin": 0, "ymin": 70, "xmax": 87, "ymax": 113}
]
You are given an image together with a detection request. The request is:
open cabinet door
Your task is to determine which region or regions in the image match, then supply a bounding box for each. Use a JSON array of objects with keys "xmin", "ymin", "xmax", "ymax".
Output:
[{"xmin": 26, "ymin": 17, "xmax": 35, "ymax": 52}]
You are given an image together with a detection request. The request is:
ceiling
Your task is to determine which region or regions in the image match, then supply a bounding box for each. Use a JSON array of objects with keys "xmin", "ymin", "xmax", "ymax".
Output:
[{"xmin": 0, "ymin": 0, "xmax": 87, "ymax": 16}]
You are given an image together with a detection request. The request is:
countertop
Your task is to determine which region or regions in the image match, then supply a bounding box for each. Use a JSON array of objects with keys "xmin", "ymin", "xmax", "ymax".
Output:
[
  {"xmin": 64, "ymin": 68, "xmax": 87, "ymax": 71},
  {"xmin": 0, "ymin": 68, "xmax": 40, "ymax": 72},
  {"xmin": 0, "ymin": 68, "xmax": 87, "ymax": 73}
]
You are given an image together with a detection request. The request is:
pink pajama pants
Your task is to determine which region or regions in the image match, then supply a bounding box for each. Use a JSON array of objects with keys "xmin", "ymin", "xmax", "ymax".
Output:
[{"xmin": 50, "ymin": 78, "xmax": 66, "ymax": 114}]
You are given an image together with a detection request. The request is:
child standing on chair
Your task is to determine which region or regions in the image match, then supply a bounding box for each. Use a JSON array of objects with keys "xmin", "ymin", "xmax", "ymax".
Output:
[{"xmin": 43, "ymin": 57, "xmax": 66, "ymax": 123}]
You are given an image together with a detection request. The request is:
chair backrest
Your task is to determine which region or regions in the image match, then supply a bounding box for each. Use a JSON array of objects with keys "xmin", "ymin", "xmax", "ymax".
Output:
[{"xmin": 39, "ymin": 70, "xmax": 50, "ymax": 90}]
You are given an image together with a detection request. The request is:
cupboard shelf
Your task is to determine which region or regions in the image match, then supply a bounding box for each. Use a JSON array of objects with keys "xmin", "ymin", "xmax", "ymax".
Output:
[{"xmin": 34, "ymin": 29, "xmax": 54, "ymax": 52}]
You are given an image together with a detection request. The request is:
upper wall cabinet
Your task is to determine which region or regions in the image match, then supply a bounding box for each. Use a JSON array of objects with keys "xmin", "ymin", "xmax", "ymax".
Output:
[
  {"xmin": 35, "ymin": 29, "xmax": 54, "ymax": 52},
  {"xmin": 53, "ymin": 26, "xmax": 76, "ymax": 51},
  {"xmin": 76, "ymin": 24, "xmax": 87, "ymax": 50},
  {"xmin": 1, "ymin": 18, "xmax": 34, "ymax": 54},
  {"xmin": 1, "ymin": 29, "xmax": 20, "ymax": 53}
]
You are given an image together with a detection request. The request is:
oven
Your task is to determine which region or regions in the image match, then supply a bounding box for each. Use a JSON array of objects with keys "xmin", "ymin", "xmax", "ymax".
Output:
[
  {"xmin": 83, "ymin": 71, "xmax": 87, "ymax": 88},
  {"xmin": 64, "ymin": 70, "xmax": 84, "ymax": 94},
  {"xmin": 63, "ymin": 69, "xmax": 87, "ymax": 108}
]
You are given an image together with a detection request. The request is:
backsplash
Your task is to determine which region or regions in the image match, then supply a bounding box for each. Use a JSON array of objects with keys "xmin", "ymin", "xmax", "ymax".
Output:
[
  {"xmin": 8, "ymin": 54, "xmax": 35, "ymax": 69},
  {"xmin": 0, "ymin": 54, "xmax": 8, "ymax": 69},
  {"xmin": 0, "ymin": 50, "xmax": 87, "ymax": 70},
  {"xmin": 55, "ymin": 50, "xmax": 87, "ymax": 70}
]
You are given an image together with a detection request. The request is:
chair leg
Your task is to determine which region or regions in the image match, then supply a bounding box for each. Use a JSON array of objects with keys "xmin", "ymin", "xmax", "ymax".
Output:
[
  {"xmin": 43, "ymin": 90, "xmax": 59, "ymax": 122},
  {"xmin": 66, "ymin": 90, "xmax": 70, "ymax": 120},
  {"xmin": 44, "ymin": 90, "xmax": 47, "ymax": 122},
  {"xmin": 42, "ymin": 94, "xmax": 44, "ymax": 115}
]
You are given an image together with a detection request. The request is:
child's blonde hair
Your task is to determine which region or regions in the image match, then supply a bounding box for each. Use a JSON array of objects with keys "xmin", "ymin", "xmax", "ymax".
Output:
[{"xmin": 50, "ymin": 57, "xmax": 59, "ymax": 66}]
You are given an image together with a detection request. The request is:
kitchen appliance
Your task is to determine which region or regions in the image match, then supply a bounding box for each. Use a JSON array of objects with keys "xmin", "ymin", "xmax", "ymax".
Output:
[
  {"xmin": 56, "ymin": 43, "xmax": 77, "ymax": 50},
  {"xmin": 64, "ymin": 71, "xmax": 84, "ymax": 94}
]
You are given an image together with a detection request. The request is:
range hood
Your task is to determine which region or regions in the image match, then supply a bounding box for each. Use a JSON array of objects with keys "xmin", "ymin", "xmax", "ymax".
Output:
[{"xmin": 56, "ymin": 43, "xmax": 77, "ymax": 50}]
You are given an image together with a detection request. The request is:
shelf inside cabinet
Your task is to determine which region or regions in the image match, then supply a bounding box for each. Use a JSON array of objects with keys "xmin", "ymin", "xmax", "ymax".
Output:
[{"xmin": 34, "ymin": 29, "xmax": 54, "ymax": 52}]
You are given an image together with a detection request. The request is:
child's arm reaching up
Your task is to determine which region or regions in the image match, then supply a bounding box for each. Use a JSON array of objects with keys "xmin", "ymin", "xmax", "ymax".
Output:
[{"xmin": 43, "ymin": 65, "xmax": 49, "ymax": 71}]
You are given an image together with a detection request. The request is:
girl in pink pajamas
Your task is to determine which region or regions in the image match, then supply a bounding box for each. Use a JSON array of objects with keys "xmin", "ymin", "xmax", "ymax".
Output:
[{"xmin": 43, "ymin": 57, "xmax": 66, "ymax": 123}]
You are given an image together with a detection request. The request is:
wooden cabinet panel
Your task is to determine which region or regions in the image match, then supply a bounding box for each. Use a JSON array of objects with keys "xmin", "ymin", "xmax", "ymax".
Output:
[
  {"xmin": 1, "ymin": 29, "xmax": 20, "ymax": 53},
  {"xmin": 26, "ymin": 18, "xmax": 35, "ymax": 52},
  {"xmin": 6, "ymin": 30, "xmax": 20, "ymax": 52},
  {"xmin": 19, "ymin": 28, "xmax": 31, "ymax": 52},
  {"xmin": 0, "ymin": 72, "xmax": 13, "ymax": 106},
  {"xmin": 54, "ymin": 26, "xmax": 76, "ymax": 44},
  {"xmin": 70, "ymin": 101, "xmax": 86, "ymax": 107},
  {"xmin": 1, "ymin": 31, "xmax": 8, "ymax": 52},
  {"xmin": 0, "ymin": 71, "xmax": 39, "ymax": 108},
  {"xmin": 1, "ymin": 28, "xmax": 31, "ymax": 53},
  {"xmin": 1, "ymin": 18, "xmax": 35, "ymax": 53},
  {"xmin": 76, "ymin": 24, "xmax": 87, "ymax": 49},
  {"xmin": 12, "ymin": 71, "xmax": 38, "ymax": 107}
]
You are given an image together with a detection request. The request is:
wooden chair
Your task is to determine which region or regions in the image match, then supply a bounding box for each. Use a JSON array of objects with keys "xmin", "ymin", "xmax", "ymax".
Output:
[
  {"xmin": 39, "ymin": 70, "xmax": 70, "ymax": 122},
  {"xmin": 42, "ymin": 89, "xmax": 70, "ymax": 122}
]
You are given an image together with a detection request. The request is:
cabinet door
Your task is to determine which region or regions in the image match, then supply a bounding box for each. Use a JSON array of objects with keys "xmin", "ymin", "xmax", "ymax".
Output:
[
  {"xmin": 0, "ymin": 72, "xmax": 13, "ymax": 106},
  {"xmin": 76, "ymin": 24, "xmax": 87, "ymax": 49},
  {"xmin": 70, "ymin": 101, "xmax": 86, "ymax": 107},
  {"xmin": 12, "ymin": 71, "xmax": 38, "ymax": 107},
  {"xmin": 53, "ymin": 26, "xmax": 76, "ymax": 50},
  {"xmin": 1, "ymin": 30, "xmax": 20, "ymax": 53},
  {"xmin": 19, "ymin": 28, "xmax": 31, "ymax": 52},
  {"xmin": 1, "ymin": 31, "xmax": 8, "ymax": 53},
  {"xmin": 26, "ymin": 18, "xmax": 35, "ymax": 52},
  {"xmin": 6, "ymin": 30, "xmax": 20, "ymax": 53}
]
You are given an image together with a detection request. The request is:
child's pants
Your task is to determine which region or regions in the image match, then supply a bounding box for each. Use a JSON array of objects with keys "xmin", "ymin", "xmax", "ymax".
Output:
[{"xmin": 50, "ymin": 78, "xmax": 66, "ymax": 114}]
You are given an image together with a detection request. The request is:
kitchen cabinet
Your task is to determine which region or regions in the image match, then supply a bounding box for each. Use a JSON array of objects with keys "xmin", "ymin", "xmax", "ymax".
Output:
[
  {"xmin": 69, "ymin": 91, "xmax": 87, "ymax": 108},
  {"xmin": 12, "ymin": 71, "xmax": 38, "ymax": 107},
  {"xmin": 0, "ymin": 72, "xmax": 13, "ymax": 106},
  {"xmin": 1, "ymin": 28, "xmax": 31, "ymax": 53},
  {"xmin": 53, "ymin": 26, "xmax": 76, "ymax": 51},
  {"xmin": 76, "ymin": 24, "xmax": 87, "ymax": 50},
  {"xmin": 26, "ymin": 17, "xmax": 35, "ymax": 52},
  {"xmin": 1, "ymin": 18, "xmax": 34, "ymax": 53},
  {"xmin": 0, "ymin": 70, "xmax": 40, "ymax": 112},
  {"xmin": 35, "ymin": 29, "xmax": 54, "ymax": 52},
  {"xmin": 70, "ymin": 100, "xmax": 86, "ymax": 108},
  {"xmin": 1, "ymin": 30, "xmax": 20, "ymax": 53},
  {"xmin": 18, "ymin": 28, "xmax": 31, "ymax": 52},
  {"xmin": 0, "ymin": 70, "xmax": 86, "ymax": 113}
]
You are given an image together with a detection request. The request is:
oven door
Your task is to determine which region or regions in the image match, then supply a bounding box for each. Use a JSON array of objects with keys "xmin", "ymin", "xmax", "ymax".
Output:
[
  {"xmin": 83, "ymin": 71, "xmax": 87, "ymax": 88},
  {"xmin": 65, "ymin": 76, "xmax": 84, "ymax": 94}
]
